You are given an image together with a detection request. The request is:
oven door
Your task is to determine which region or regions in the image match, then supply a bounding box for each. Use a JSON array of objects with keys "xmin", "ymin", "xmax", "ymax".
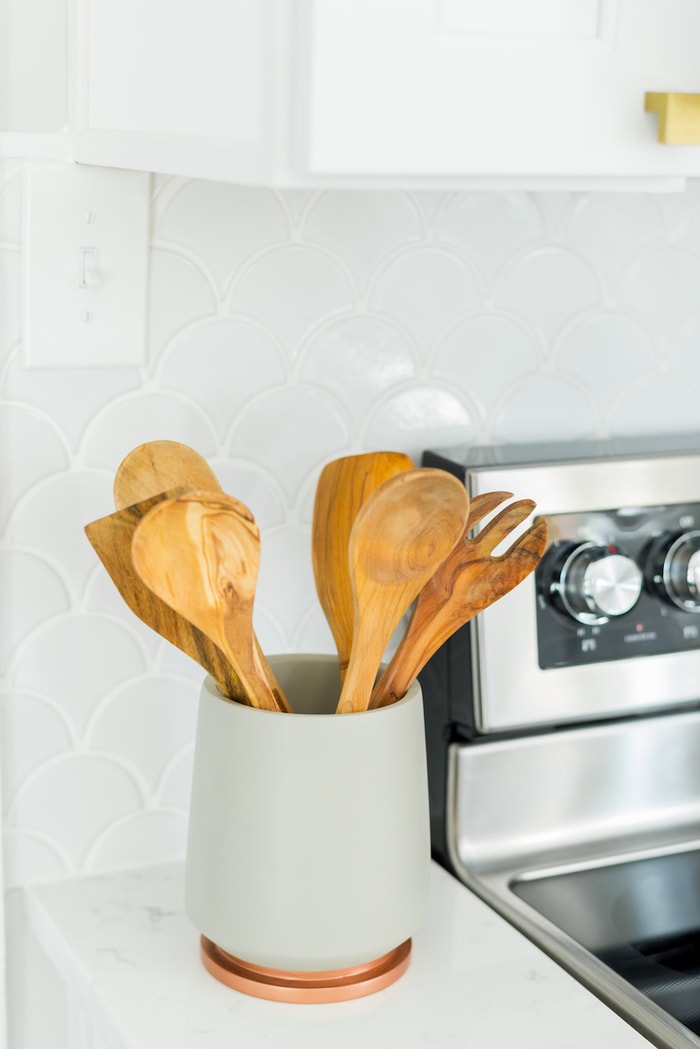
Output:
[
  {"xmin": 445, "ymin": 710, "xmax": 700, "ymax": 1049},
  {"xmin": 513, "ymin": 848, "xmax": 700, "ymax": 1041}
]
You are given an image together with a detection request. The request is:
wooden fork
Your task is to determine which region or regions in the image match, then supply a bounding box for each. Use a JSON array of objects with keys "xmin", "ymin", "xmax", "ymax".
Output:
[{"xmin": 369, "ymin": 492, "xmax": 548, "ymax": 709}]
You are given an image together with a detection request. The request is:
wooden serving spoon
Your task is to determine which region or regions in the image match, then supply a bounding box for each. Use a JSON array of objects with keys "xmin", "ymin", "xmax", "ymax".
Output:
[
  {"xmin": 85, "ymin": 487, "xmax": 249, "ymax": 703},
  {"xmin": 369, "ymin": 494, "xmax": 549, "ymax": 709},
  {"xmin": 113, "ymin": 440, "xmax": 221, "ymax": 510},
  {"xmin": 311, "ymin": 451, "xmax": 414, "ymax": 684},
  {"xmin": 131, "ymin": 491, "xmax": 292, "ymax": 713},
  {"xmin": 111, "ymin": 440, "xmax": 289, "ymax": 708},
  {"xmin": 335, "ymin": 468, "xmax": 470, "ymax": 715}
]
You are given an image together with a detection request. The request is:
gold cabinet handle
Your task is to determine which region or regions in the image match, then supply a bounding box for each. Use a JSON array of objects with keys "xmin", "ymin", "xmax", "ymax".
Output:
[{"xmin": 645, "ymin": 92, "xmax": 700, "ymax": 144}]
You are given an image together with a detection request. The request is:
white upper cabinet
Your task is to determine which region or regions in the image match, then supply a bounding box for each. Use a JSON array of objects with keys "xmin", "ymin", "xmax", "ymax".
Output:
[
  {"xmin": 69, "ymin": 0, "xmax": 700, "ymax": 189},
  {"xmin": 0, "ymin": 0, "xmax": 70, "ymax": 159}
]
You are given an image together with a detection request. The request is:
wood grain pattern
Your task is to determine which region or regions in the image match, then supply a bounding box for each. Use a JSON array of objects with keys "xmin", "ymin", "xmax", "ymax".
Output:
[
  {"xmin": 369, "ymin": 494, "xmax": 549, "ymax": 709},
  {"xmin": 131, "ymin": 491, "xmax": 292, "ymax": 712},
  {"xmin": 113, "ymin": 440, "xmax": 221, "ymax": 510},
  {"xmin": 311, "ymin": 451, "xmax": 414, "ymax": 683},
  {"xmin": 335, "ymin": 468, "xmax": 470, "ymax": 715},
  {"xmin": 85, "ymin": 487, "xmax": 249, "ymax": 703}
]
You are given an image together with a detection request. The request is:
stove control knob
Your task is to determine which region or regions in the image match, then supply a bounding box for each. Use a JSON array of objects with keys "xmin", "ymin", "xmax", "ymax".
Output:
[
  {"xmin": 549, "ymin": 542, "xmax": 643, "ymax": 625},
  {"xmin": 647, "ymin": 530, "xmax": 700, "ymax": 612}
]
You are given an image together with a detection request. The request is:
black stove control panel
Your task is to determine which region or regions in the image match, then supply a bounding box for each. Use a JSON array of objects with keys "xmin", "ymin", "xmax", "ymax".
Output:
[{"xmin": 536, "ymin": 501, "xmax": 700, "ymax": 669}]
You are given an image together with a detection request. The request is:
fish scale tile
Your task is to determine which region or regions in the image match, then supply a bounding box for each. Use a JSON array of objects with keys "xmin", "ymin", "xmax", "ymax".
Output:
[
  {"xmin": 431, "ymin": 314, "xmax": 540, "ymax": 417},
  {"xmin": 9, "ymin": 472, "xmax": 115, "ymax": 593},
  {"xmin": 300, "ymin": 316, "xmax": 417, "ymax": 429},
  {"xmin": 494, "ymin": 246, "xmax": 601, "ymax": 346},
  {"xmin": 670, "ymin": 314, "xmax": 700, "ymax": 382},
  {"xmin": 158, "ymin": 316, "xmax": 288, "ymax": 437},
  {"xmin": 82, "ymin": 391, "xmax": 218, "ymax": 471},
  {"xmin": 9, "ymin": 752, "xmax": 143, "ymax": 871},
  {"xmin": 0, "ymin": 551, "xmax": 70, "ymax": 674},
  {"xmin": 229, "ymin": 244, "xmax": 356, "ymax": 351},
  {"xmin": 3, "ymin": 161, "xmax": 700, "ymax": 886},
  {"xmin": 227, "ymin": 388, "xmax": 350, "ymax": 502},
  {"xmin": 555, "ymin": 312, "xmax": 659, "ymax": 419},
  {"xmin": 491, "ymin": 374, "xmax": 597, "ymax": 444},
  {"xmin": 616, "ymin": 245, "xmax": 700, "ymax": 336},
  {"xmin": 364, "ymin": 386, "xmax": 478, "ymax": 462},
  {"xmin": 368, "ymin": 247, "xmax": 482, "ymax": 344},
  {"xmin": 561, "ymin": 193, "xmax": 665, "ymax": 288},
  {"xmin": 156, "ymin": 181, "xmax": 291, "ymax": 292},
  {"xmin": 147, "ymin": 248, "xmax": 218, "ymax": 361},
  {"xmin": 4, "ymin": 356, "xmax": 141, "ymax": 450},
  {"xmin": 0, "ymin": 404, "xmax": 70, "ymax": 531},
  {"xmin": 434, "ymin": 191, "xmax": 546, "ymax": 285},
  {"xmin": 1, "ymin": 693, "xmax": 73, "ymax": 804},
  {"xmin": 86, "ymin": 676, "xmax": 198, "ymax": 793},
  {"xmin": 206, "ymin": 460, "xmax": 287, "ymax": 530},
  {"xmin": 302, "ymin": 189, "xmax": 423, "ymax": 292},
  {"xmin": 3, "ymin": 829, "xmax": 68, "ymax": 885},
  {"xmin": 12, "ymin": 615, "xmax": 149, "ymax": 736},
  {"xmin": 85, "ymin": 810, "xmax": 189, "ymax": 874},
  {"xmin": 613, "ymin": 374, "xmax": 700, "ymax": 436}
]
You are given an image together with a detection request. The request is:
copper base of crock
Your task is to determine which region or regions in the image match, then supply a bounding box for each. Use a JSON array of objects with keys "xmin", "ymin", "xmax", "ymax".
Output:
[{"xmin": 200, "ymin": 934, "xmax": 411, "ymax": 1003}]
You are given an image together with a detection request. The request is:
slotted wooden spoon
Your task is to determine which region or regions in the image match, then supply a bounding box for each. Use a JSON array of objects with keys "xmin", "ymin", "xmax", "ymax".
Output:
[
  {"xmin": 113, "ymin": 440, "xmax": 221, "ymax": 510},
  {"xmin": 335, "ymin": 468, "xmax": 470, "ymax": 715},
  {"xmin": 369, "ymin": 494, "xmax": 549, "ymax": 709},
  {"xmin": 311, "ymin": 451, "xmax": 414, "ymax": 683},
  {"xmin": 85, "ymin": 487, "xmax": 249, "ymax": 703},
  {"xmin": 131, "ymin": 491, "xmax": 292, "ymax": 712}
]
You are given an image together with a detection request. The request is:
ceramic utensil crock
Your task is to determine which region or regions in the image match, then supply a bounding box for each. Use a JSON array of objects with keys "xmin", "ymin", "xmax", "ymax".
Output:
[{"xmin": 185, "ymin": 653, "xmax": 430, "ymax": 1003}]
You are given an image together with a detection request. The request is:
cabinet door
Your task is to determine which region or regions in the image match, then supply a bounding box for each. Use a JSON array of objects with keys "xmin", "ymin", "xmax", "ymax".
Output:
[
  {"xmin": 70, "ymin": 0, "xmax": 286, "ymax": 181},
  {"xmin": 71, "ymin": 0, "xmax": 700, "ymax": 186},
  {"xmin": 298, "ymin": 0, "xmax": 700, "ymax": 184}
]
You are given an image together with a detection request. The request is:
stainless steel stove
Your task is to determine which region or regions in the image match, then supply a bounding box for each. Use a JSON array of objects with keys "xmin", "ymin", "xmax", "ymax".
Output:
[{"xmin": 421, "ymin": 434, "xmax": 700, "ymax": 1049}]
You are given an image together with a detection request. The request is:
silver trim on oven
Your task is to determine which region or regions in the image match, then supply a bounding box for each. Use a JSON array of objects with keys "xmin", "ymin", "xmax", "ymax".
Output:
[{"xmin": 466, "ymin": 453, "xmax": 700, "ymax": 733}]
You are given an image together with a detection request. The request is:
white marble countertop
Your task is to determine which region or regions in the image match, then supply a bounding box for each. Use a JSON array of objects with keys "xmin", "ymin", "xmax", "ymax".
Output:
[{"xmin": 21, "ymin": 860, "xmax": 654, "ymax": 1049}]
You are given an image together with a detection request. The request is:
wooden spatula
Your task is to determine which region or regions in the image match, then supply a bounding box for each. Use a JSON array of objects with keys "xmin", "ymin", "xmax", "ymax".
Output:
[
  {"xmin": 369, "ymin": 494, "xmax": 549, "ymax": 709},
  {"xmin": 113, "ymin": 440, "xmax": 221, "ymax": 510},
  {"xmin": 85, "ymin": 488, "xmax": 249, "ymax": 702},
  {"xmin": 131, "ymin": 491, "xmax": 292, "ymax": 712},
  {"xmin": 311, "ymin": 451, "xmax": 414, "ymax": 683},
  {"xmin": 335, "ymin": 468, "xmax": 470, "ymax": 715}
]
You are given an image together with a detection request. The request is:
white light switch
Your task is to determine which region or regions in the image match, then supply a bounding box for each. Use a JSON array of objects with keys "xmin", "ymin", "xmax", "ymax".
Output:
[{"xmin": 24, "ymin": 163, "xmax": 150, "ymax": 368}]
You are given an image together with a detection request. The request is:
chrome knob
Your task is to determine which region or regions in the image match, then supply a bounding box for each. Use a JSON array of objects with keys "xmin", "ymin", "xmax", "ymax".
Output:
[
  {"xmin": 648, "ymin": 530, "xmax": 700, "ymax": 612},
  {"xmin": 583, "ymin": 553, "xmax": 643, "ymax": 617},
  {"xmin": 550, "ymin": 542, "xmax": 643, "ymax": 625}
]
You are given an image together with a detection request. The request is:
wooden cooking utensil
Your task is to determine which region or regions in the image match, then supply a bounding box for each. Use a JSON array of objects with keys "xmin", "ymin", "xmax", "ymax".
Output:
[
  {"xmin": 110, "ymin": 440, "xmax": 287, "ymax": 707},
  {"xmin": 311, "ymin": 451, "xmax": 414, "ymax": 683},
  {"xmin": 335, "ymin": 468, "xmax": 470, "ymax": 715},
  {"xmin": 113, "ymin": 440, "xmax": 221, "ymax": 510},
  {"xmin": 131, "ymin": 491, "xmax": 292, "ymax": 713},
  {"xmin": 85, "ymin": 488, "xmax": 249, "ymax": 703},
  {"xmin": 369, "ymin": 494, "xmax": 549, "ymax": 710}
]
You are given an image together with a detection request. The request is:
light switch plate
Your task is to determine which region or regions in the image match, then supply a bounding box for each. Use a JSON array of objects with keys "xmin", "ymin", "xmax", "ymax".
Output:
[{"xmin": 23, "ymin": 163, "xmax": 150, "ymax": 368}]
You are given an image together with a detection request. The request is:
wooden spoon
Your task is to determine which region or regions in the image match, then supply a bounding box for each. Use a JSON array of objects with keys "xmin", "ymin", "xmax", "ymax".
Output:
[
  {"xmin": 311, "ymin": 451, "xmax": 414, "ymax": 683},
  {"xmin": 369, "ymin": 494, "xmax": 549, "ymax": 709},
  {"xmin": 335, "ymin": 468, "xmax": 470, "ymax": 715},
  {"xmin": 113, "ymin": 440, "xmax": 221, "ymax": 510},
  {"xmin": 111, "ymin": 440, "xmax": 289, "ymax": 708},
  {"xmin": 131, "ymin": 491, "xmax": 292, "ymax": 712},
  {"xmin": 85, "ymin": 488, "xmax": 249, "ymax": 703}
]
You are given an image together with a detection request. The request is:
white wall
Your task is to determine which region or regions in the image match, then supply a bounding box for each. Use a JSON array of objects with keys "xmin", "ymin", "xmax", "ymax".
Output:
[{"xmin": 3, "ymin": 160, "xmax": 700, "ymax": 888}]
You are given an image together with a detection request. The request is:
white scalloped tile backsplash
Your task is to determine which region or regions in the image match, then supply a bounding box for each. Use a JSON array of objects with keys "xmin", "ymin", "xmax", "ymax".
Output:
[{"xmin": 3, "ymin": 161, "xmax": 700, "ymax": 887}]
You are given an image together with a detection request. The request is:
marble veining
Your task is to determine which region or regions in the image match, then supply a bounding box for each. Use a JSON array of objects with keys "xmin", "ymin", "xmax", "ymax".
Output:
[{"xmin": 15, "ymin": 861, "xmax": 654, "ymax": 1049}]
